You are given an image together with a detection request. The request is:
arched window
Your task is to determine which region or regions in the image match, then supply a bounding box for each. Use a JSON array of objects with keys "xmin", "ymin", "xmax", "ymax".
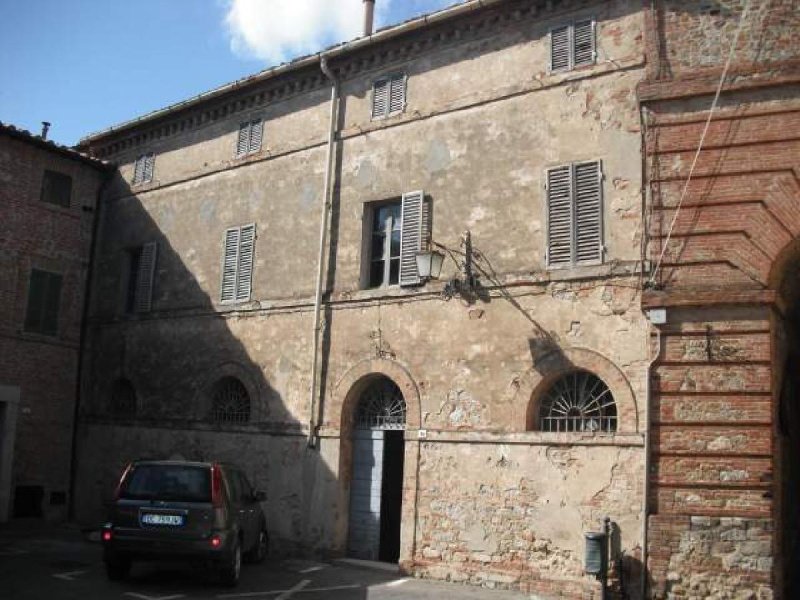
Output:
[
  {"xmin": 209, "ymin": 377, "xmax": 250, "ymax": 424},
  {"xmin": 355, "ymin": 377, "xmax": 406, "ymax": 430},
  {"xmin": 538, "ymin": 371, "xmax": 616, "ymax": 432},
  {"xmin": 111, "ymin": 379, "xmax": 137, "ymax": 418}
]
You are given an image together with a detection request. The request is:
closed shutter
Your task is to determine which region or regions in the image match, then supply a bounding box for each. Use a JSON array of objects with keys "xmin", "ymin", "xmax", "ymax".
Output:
[
  {"xmin": 550, "ymin": 25, "xmax": 571, "ymax": 71},
  {"xmin": 372, "ymin": 78, "xmax": 389, "ymax": 119},
  {"xmin": 574, "ymin": 161, "xmax": 602, "ymax": 263},
  {"xmin": 236, "ymin": 224, "xmax": 255, "ymax": 301},
  {"xmin": 399, "ymin": 190, "xmax": 424, "ymax": 286},
  {"xmin": 546, "ymin": 166, "xmax": 573, "ymax": 267},
  {"xmin": 134, "ymin": 241, "xmax": 157, "ymax": 313},
  {"xmin": 249, "ymin": 119, "xmax": 263, "ymax": 153},
  {"xmin": 388, "ymin": 74, "xmax": 406, "ymax": 115},
  {"xmin": 237, "ymin": 122, "xmax": 250, "ymax": 156},
  {"xmin": 143, "ymin": 153, "xmax": 155, "ymax": 183},
  {"xmin": 132, "ymin": 156, "xmax": 145, "ymax": 185},
  {"xmin": 221, "ymin": 228, "xmax": 240, "ymax": 303},
  {"xmin": 573, "ymin": 20, "xmax": 596, "ymax": 66}
]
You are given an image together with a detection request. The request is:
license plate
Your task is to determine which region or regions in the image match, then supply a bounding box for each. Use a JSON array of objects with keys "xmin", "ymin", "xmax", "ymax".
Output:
[{"xmin": 141, "ymin": 513, "xmax": 184, "ymax": 526}]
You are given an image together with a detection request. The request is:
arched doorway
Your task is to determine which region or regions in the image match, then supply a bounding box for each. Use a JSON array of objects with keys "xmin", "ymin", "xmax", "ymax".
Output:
[{"xmin": 346, "ymin": 375, "xmax": 406, "ymax": 563}]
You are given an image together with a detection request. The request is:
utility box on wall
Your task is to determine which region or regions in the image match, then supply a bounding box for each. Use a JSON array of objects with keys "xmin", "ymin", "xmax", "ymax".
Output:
[{"xmin": 584, "ymin": 530, "xmax": 608, "ymax": 576}]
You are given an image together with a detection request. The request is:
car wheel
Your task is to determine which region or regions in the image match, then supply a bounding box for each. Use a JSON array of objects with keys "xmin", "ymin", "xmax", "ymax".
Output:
[
  {"xmin": 245, "ymin": 528, "xmax": 268, "ymax": 564},
  {"xmin": 105, "ymin": 555, "xmax": 131, "ymax": 581},
  {"xmin": 220, "ymin": 539, "xmax": 241, "ymax": 587}
]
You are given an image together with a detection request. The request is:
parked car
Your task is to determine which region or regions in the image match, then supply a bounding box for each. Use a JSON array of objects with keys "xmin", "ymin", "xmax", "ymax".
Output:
[{"xmin": 101, "ymin": 460, "xmax": 268, "ymax": 587}]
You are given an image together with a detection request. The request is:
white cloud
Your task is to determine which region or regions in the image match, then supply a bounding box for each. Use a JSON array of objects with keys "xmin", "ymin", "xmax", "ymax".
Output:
[{"xmin": 224, "ymin": 0, "xmax": 390, "ymax": 65}]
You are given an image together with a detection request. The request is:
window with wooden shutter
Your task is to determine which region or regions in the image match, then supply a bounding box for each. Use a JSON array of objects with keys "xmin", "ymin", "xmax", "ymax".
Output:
[
  {"xmin": 24, "ymin": 269, "xmax": 62, "ymax": 336},
  {"xmin": 249, "ymin": 119, "xmax": 263, "ymax": 153},
  {"xmin": 399, "ymin": 190, "xmax": 424, "ymax": 286},
  {"xmin": 236, "ymin": 119, "xmax": 263, "ymax": 157},
  {"xmin": 236, "ymin": 122, "xmax": 250, "ymax": 157},
  {"xmin": 546, "ymin": 161, "xmax": 603, "ymax": 268},
  {"xmin": 549, "ymin": 20, "xmax": 596, "ymax": 72},
  {"xmin": 372, "ymin": 74, "xmax": 405, "ymax": 119},
  {"xmin": 40, "ymin": 170, "xmax": 72, "ymax": 208},
  {"xmin": 132, "ymin": 153, "xmax": 155, "ymax": 185},
  {"xmin": 125, "ymin": 243, "xmax": 158, "ymax": 313},
  {"xmin": 220, "ymin": 224, "xmax": 256, "ymax": 303}
]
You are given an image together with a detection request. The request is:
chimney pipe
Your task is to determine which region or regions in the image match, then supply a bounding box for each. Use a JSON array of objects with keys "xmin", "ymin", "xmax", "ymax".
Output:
[
  {"xmin": 41, "ymin": 121, "xmax": 51, "ymax": 140},
  {"xmin": 363, "ymin": 0, "xmax": 375, "ymax": 36}
]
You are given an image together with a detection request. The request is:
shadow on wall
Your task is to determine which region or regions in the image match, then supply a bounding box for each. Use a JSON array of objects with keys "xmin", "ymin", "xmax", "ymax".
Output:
[{"xmin": 72, "ymin": 174, "xmax": 343, "ymax": 558}]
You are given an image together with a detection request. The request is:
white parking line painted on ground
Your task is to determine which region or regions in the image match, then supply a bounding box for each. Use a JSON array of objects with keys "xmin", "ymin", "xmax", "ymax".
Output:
[
  {"xmin": 123, "ymin": 593, "xmax": 186, "ymax": 600},
  {"xmin": 218, "ymin": 584, "xmax": 360, "ymax": 599},
  {"xmin": 52, "ymin": 570, "xmax": 88, "ymax": 581},
  {"xmin": 297, "ymin": 566, "xmax": 326, "ymax": 574},
  {"xmin": 383, "ymin": 578, "xmax": 410, "ymax": 587},
  {"xmin": 0, "ymin": 548, "xmax": 29, "ymax": 556},
  {"xmin": 275, "ymin": 579, "xmax": 310, "ymax": 600}
]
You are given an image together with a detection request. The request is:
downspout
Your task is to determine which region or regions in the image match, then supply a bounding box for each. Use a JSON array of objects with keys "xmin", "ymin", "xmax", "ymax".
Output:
[
  {"xmin": 68, "ymin": 169, "xmax": 112, "ymax": 519},
  {"xmin": 308, "ymin": 56, "xmax": 339, "ymax": 448},
  {"xmin": 641, "ymin": 319, "xmax": 661, "ymax": 598}
]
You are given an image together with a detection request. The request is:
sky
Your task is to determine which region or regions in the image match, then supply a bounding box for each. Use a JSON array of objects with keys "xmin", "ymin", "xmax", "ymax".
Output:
[{"xmin": 0, "ymin": 0, "xmax": 458, "ymax": 147}]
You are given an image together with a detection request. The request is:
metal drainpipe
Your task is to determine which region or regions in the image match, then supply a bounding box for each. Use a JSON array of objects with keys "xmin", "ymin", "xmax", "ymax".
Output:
[
  {"xmin": 307, "ymin": 56, "xmax": 339, "ymax": 448},
  {"xmin": 641, "ymin": 319, "xmax": 661, "ymax": 598}
]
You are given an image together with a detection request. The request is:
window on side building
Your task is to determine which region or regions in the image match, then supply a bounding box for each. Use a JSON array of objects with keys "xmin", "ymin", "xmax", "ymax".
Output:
[
  {"xmin": 125, "ymin": 242, "xmax": 158, "ymax": 313},
  {"xmin": 220, "ymin": 224, "xmax": 256, "ymax": 303},
  {"xmin": 550, "ymin": 19, "xmax": 596, "ymax": 72},
  {"xmin": 545, "ymin": 160, "xmax": 603, "ymax": 269},
  {"xmin": 371, "ymin": 73, "xmax": 406, "ymax": 120},
  {"xmin": 40, "ymin": 170, "xmax": 73, "ymax": 208},
  {"xmin": 132, "ymin": 152, "xmax": 155, "ymax": 185},
  {"xmin": 24, "ymin": 269, "xmax": 62, "ymax": 336},
  {"xmin": 236, "ymin": 119, "xmax": 263, "ymax": 157},
  {"xmin": 364, "ymin": 191, "xmax": 428, "ymax": 289}
]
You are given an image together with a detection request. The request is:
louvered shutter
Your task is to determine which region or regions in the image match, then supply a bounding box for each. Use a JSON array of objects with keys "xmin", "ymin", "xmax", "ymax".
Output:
[
  {"xmin": 221, "ymin": 228, "xmax": 240, "ymax": 303},
  {"xmin": 134, "ymin": 241, "xmax": 157, "ymax": 313},
  {"xmin": 143, "ymin": 153, "xmax": 155, "ymax": 183},
  {"xmin": 388, "ymin": 75, "xmax": 406, "ymax": 115},
  {"xmin": 372, "ymin": 78, "xmax": 389, "ymax": 119},
  {"xmin": 574, "ymin": 161, "xmax": 602, "ymax": 263},
  {"xmin": 249, "ymin": 119, "xmax": 263, "ymax": 153},
  {"xmin": 235, "ymin": 224, "xmax": 255, "ymax": 301},
  {"xmin": 550, "ymin": 25, "xmax": 571, "ymax": 71},
  {"xmin": 573, "ymin": 20, "xmax": 596, "ymax": 66},
  {"xmin": 546, "ymin": 166, "xmax": 573, "ymax": 268},
  {"xmin": 237, "ymin": 122, "xmax": 250, "ymax": 156},
  {"xmin": 132, "ymin": 156, "xmax": 145, "ymax": 185},
  {"xmin": 399, "ymin": 190, "xmax": 424, "ymax": 286}
]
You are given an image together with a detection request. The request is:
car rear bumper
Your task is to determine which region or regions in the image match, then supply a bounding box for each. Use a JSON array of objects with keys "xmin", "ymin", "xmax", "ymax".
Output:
[{"xmin": 103, "ymin": 528, "xmax": 236, "ymax": 564}]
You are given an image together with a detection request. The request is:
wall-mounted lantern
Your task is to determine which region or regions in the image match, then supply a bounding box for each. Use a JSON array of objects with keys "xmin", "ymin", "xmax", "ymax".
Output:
[{"xmin": 415, "ymin": 230, "xmax": 478, "ymax": 299}]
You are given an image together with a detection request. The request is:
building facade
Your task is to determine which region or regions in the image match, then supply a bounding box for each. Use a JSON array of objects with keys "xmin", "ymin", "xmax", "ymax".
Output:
[
  {"xmin": 0, "ymin": 123, "xmax": 109, "ymax": 521},
  {"xmin": 69, "ymin": 0, "xmax": 799, "ymax": 598}
]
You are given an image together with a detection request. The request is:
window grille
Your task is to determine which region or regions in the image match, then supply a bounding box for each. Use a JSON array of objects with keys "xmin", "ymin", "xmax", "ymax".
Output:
[
  {"xmin": 538, "ymin": 371, "xmax": 617, "ymax": 432},
  {"xmin": 550, "ymin": 19, "xmax": 596, "ymax": 72},
  {"xmin": 236, "ymin": 119, "xmax": 263, "ymax": 157},
  {"xmin": 111, "ymin": 379, "xmax": 137, "ymax": 418},
  {"xmin": 40, "ymin": 170, "xmax": 72, "ymax": 208},
  {"xmin": 355, "ymin": 378, "xmax": 406, "ymax": 430},
  {"xmin": 132, "ymin": 153, "xmax": 155, "ymax": 185},
  {"xmin": 210, "ymin": 377, "xmax": 251, "ymax": 425},
  {"xmin": 372, "ymin": 74, "xmax": 406, "ymax": 119}
]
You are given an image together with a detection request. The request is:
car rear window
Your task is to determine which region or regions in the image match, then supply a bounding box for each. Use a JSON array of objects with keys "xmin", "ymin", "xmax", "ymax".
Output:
[{"xmin": 121, "ymin": 465, "xmax": 211, "ymax": 502}]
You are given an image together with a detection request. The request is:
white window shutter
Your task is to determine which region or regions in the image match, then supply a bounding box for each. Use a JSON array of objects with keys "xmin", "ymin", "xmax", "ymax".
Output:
[
  {"xmin": 574, "ymin": 161, "xmax": 602, "ymax": 263},
  {"xmin": 388, "ymin": 74, "xmax": 406, "ymax": 115},
  {"xmin": 573, "ymin": 20, "xmax": 596, "ymax": 66},
  {"xmin": 249, "ymin": 119, "xmax": 263, "ymax": 153},
  {"xmin": 237, "ymin": 122, "xmax": 250, "ymax": 157},
  {"xmin": 550, "ymin": 25, "xmax": 571, "ymax": 71},
  {"xmin": 546, "ymin": 166, "xmax": 573, "ymax": 267},
  {"xmin": 236, "ymin": 223, "xmax": 255, "ymax": 301},
  {"xmin": 143, "ymin": 153, "xmax": 155, "ymax": 183},
  {"xmin": 134, "ymin": 242, "xmax": 157, "ymax": 313},
  {"xmin": 221, "ymin": 228, "xmax": 240, "ymax": 303},
  {"xmin": 399, "ymin": 190, "xmax": 424, "ymax": 286},
  {"xmin": 372, "ymin": 78, "xmax": 389, "ymax": 119},
  {"xmin": 132, "ymin": 156, "xmax": 145, "ymax": 185}
]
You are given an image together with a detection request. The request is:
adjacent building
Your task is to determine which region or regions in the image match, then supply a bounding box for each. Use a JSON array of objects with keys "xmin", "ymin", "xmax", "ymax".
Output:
[{"xmin": 0, "ymin": 122, "xmax": 109, "ymax": 521}]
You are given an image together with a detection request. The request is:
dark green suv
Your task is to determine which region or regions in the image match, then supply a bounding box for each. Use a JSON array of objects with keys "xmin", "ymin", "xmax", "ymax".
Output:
[{"xmin": 102, "ymin": 460, "xmax": 268, "ymax": 587}]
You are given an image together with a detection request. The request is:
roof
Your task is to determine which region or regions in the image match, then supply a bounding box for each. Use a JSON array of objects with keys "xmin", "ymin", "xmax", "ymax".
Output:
[
  {"xmin": 0, "ymin": 121, "xmax": 111, "ymax": 170},
  {"xmin": 79, "ymin": 0, "xmax": 500, "ymax": 145}
]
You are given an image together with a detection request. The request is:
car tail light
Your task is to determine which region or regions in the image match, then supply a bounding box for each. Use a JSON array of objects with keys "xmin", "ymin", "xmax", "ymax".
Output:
[
  {"xmin": 211, "ymin": 464, "xmax": 223, "ymax": 508},
  {"xmin": 102, "ymin": 530, "xmax": 113, "ymax": 542},
  {"xmin": 210, "ymin": 535, "xmax": 222, "ymax": 548},
  {"xmin": 114, "ymin": 463, "xmax": 133, "ymax": 500}
]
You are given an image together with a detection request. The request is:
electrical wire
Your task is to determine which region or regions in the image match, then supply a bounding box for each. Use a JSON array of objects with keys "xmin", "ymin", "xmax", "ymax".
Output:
[{"xmin": 648, "ymin": 0, "xmax": 752, "ymax": 286}]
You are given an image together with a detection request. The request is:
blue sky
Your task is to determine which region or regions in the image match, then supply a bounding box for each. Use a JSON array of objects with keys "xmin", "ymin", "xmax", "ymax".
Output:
[{"xmin": 0, "ymin": 0, "xmax": 457, "ymax": 146}]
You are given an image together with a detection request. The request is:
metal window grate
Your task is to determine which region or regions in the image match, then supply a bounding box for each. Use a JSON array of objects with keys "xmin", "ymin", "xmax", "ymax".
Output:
[
  {"xmin": 355, "ymin": 378, "xmax": 406, "ymax": 430},
  {"xmin": 210, "ymin": 377, "xmax": 251, "ymax": 425},
  {"xmin": 538, "ymin": 372, "xmax": 617, "ymax": 433}
]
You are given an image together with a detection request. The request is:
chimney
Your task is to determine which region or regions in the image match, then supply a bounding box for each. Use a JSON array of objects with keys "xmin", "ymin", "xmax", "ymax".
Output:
[
  {"xmin": 363, "ymin": 0, "xmax": 375, "ymax": 36},
  {"xmin": 41, "ymin": 121, "xmax": 51, "ymax": 140}
]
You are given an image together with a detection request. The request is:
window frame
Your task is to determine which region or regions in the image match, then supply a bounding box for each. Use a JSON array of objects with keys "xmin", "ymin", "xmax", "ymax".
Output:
[
  {"xmin": 363, "ymin": 199, "xmax": 403, "ymax": 289},
  {"xmin": 544, "ymin": 160, "xmax": 604, "ymax": 270},
  {"xmin": 39, "ymin": 169, "xmax": 73, "ymax": 208},
  {"xmin": 219, "ymin": 223, "xmax": 256, "ymax": 304},
  {"xmin": 548, "ymin": 18, "xmax": 597, "ymax": 73},
  {"xmin": 23, "ymin": 268, "xmax": 63, "ymax": 336},
  {"xmin": 235, "ymin": 118, "xmax": 264, "ymax": 157},
  {"xmin": 371, "ymin": 73, "xmax": 407, "ymax": 121},
  {"xmin": 124, "ymin": 242, "xmax": 157, "ymax": 314},
  {"xmin": 132, "ymin": 152, "xmax": 155, "ymax": 185}
]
